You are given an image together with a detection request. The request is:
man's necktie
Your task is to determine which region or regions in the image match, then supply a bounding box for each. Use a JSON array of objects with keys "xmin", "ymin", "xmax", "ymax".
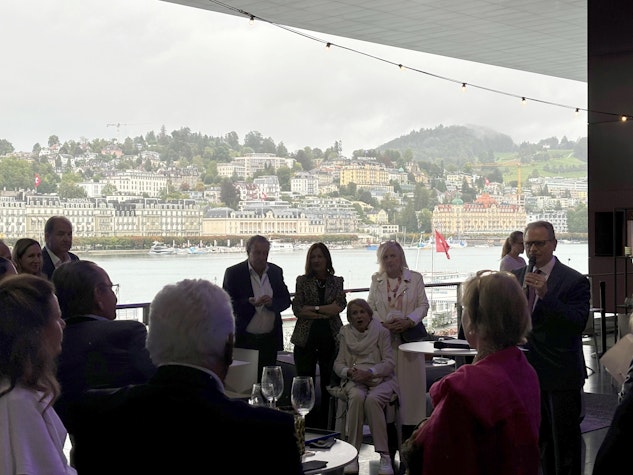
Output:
[{"xmin": 527, "ymin": 269, "xmax": 542, "ymax": 311}]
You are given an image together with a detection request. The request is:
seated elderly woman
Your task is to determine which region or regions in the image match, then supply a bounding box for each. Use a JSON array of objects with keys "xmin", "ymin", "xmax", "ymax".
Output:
[
  {"xmin": 403, "ymin": 270, "xmax": 541, "ymax": 475},
  {"xmin": 332, "ymin": 298, "xmax": 398, "ymax": 475}
]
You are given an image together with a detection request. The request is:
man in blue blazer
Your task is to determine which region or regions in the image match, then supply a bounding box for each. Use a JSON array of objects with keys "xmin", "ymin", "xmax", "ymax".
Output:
[
  {"xmin": 513, "ymin": 220, "xmax": 590, "ymax": 475},
  {"xmin": 223, "ymin": 235, "xmax": 291, "ymax": 380},
  {"xmin": 42, "ymin": 215, "xmax": 79, "ymax": 279},
  {"xmin": 67, "ymin": 279, "xmax": 303, "ymax": 475}
]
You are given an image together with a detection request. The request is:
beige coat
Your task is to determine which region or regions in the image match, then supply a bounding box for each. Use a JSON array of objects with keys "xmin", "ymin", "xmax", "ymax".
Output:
[{"xmin": 367, "ymin": 268, "xmax": 429, "ymax": 425}]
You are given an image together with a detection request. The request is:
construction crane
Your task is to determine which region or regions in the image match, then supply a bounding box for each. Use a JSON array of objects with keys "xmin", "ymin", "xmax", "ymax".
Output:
[
  {"xmin": 467, "ymin": 161, "xmax": 522, "ymax": 203},
  {"xmin": 106, "ymin": 123, "xmax": 129, "ymax": 133}
]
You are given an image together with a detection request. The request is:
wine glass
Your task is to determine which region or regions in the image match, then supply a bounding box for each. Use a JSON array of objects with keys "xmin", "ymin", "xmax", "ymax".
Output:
[
  {"xmin": 249, "ymin": 383, "xmax": 266, "ymax": 407},
  {"xmin": 261, "ymin": 365, "xmax": 284, "ymax": 409},
  {"xmin": 291, "ymin": 376, "xmax": 315, "ymax": 457},
  {"xmin": 291, "ymin": 376, "xmax": 315, "ymax": 417}
]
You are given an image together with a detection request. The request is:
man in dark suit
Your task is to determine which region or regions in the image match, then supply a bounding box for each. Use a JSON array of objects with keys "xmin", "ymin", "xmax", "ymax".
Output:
[
  {"xmin": 42, "ymin": 215, "xmax": 79, "ymax": 279},
  {"xmin": 52, "ymin": 260, "xmax": 156, "ymax": 430},
  {"xmin": 223, "ymin": 235, "xmax": 291, "ymax": 381},
  {"xmin": 513, "ymin": 220, "xmax": 590, "ymax": 475},
  {"xmin": 67, "ymin": 279, "xmax": 303, "ymax": 475}
]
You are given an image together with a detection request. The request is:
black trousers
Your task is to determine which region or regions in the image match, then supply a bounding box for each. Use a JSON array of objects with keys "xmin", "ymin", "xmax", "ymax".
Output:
[
  {"xmin": 236, "ymin": 330, "xmax": 278, "ymax": 383},
  {"xmin": 294, "ymin": 323, "xmax": 337, "ymax": 430},
  {"xmin": 539, "ymin": 388, "xmax": 582, "ymax": 475}
]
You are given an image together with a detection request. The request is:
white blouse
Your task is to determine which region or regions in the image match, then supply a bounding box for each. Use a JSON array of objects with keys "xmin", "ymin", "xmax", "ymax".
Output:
[{"xmin": 0, "ymin": 381, "xmax": 76, "ymax": 475}]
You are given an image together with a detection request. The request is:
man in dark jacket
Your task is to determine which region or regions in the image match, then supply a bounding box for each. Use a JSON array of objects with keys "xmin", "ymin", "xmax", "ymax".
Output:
[
  {"xmin": 223, "ymin": 235, "xmax": 291, "ymax": 381},
  {"xmin": 67, "ymin": 279, "xmax": 303, "ymax": 475},
  {"xmin": 42, "ymin": 215, "xmax": 79, "ymax": 279},
  {"xmin": 513, "ymin": 220, "xmax": 590, "ymax": 475}
]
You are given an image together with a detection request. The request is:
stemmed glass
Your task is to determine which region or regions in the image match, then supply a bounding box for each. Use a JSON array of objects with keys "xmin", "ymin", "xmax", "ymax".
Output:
[
  {"xmin": 291, "ymin": 376, "xmax": 315, "ymax": 457},
  {"xmin": 261, "ymin": 365, "xmax": 284, "ymax": 409},
  {"xmin": 291, "ymin": 376, "xmax": 315, "ymax": 418}
]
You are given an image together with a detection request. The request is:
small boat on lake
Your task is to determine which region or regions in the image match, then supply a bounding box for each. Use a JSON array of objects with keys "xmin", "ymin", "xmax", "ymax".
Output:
[{"xmin": 148, "ymin": 241, "xmax": 176, "ymax": 255}]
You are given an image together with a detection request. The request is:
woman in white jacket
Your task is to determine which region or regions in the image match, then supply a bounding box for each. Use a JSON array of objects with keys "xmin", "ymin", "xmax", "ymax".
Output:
[
  {"xmin": 0, "ymin": 274, "xmax": 76, "ymax": 475},
  {"xmin": 367, "ymin": 240, "xmax": 429, "ymax": 473}
]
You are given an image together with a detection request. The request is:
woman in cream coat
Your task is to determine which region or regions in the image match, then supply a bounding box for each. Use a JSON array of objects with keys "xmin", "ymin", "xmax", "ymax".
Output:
[{"xmin": 367, "ymin": 240, "xmax": 429, "ymax": 469}]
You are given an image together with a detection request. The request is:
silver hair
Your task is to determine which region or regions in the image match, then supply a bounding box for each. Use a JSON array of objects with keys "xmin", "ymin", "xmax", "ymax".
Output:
[{"xmin": 146, "ymin": 279, "xmax": 235, "ymax": 367}]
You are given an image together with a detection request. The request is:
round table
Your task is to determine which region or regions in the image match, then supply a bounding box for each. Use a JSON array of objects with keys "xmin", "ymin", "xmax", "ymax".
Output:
[
  {"xmin": 399, "ymin": 341, "xmax": 477, "ymax": 417},
  {"xmin": 303, "ymin": 439, "xmax": 357, "ymax": 474},
  {"xmin": 399, "ymin": 340, "xmax": 478, "ymax": 357}
]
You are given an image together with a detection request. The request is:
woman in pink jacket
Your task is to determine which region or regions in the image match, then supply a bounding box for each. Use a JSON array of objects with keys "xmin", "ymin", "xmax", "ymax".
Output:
[{"xmin": 406, "ymin": 270, "xmax": 541, "ymax": 475}]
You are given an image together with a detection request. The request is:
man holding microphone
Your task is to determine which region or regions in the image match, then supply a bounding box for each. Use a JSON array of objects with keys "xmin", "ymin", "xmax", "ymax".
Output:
[{"xmin": 513, "ymin": 220, "xmax": 590, "ymax": 475}]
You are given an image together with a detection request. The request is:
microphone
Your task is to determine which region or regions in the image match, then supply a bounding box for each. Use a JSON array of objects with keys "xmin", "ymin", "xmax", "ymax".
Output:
[{"xmin": 522, "ymin": 256, "xmax": 537, "ymax": 291}]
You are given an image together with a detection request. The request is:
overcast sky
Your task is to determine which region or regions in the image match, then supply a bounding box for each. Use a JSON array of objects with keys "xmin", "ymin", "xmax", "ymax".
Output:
[{"xmin": 1, "ymin": 0, "xmax": 588, "ymax": 156}]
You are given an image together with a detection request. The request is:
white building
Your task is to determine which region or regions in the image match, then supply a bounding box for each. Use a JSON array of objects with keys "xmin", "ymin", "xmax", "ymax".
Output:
[
  {"xmin": 291, "ymin": 172, "xmax": 320, "ymax": 196},
  {"xmin": 106, "ymin": 171, "xmax": 168, "ymax": 198}
]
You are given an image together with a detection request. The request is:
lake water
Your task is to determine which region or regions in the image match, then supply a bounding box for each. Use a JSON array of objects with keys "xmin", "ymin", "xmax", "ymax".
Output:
[
  {"xmin": 83, "ymin": 242, "xmax": 589, "ymax": 348},
  {"xmin": 84, "ymin": 242, "xmax": 589, "ymax": 305}
]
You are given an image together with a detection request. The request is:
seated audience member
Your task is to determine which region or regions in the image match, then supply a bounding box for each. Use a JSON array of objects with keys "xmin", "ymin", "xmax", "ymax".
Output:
[
  {"xmin": 0, "ymin": 256, "xmax": 17, "ymax": 281},
  {"xmin": 52, "ymin": 260, "xmax": 156, "ymax": 429},
  {"xmin": 0, "ymin": 274, "xmax": 76, "ymax": 474},
  {"xmin": 67, "ymin": 279, "xmax": 303, "ymax": 475},
  {"xmin": 0, "ymin": 239, "xmax": 11, "ymax": 259},
  {"xmin": 593, "ymin": 389, "xmax": 633, "ymax": 474},
  {"xmin": 12, "ymin": 237, "xmax": 45, "ymax": 277},
  {"xmin": 333, "ymin": 298, "xmax": 398, "ymax": 475},
  {"xmin": 42, "ymin": 215, "xmax": 79, "ymax": 279},
  {"xmin": 404, "ymin": 270, "xmax": 541, "ymax": 475}
]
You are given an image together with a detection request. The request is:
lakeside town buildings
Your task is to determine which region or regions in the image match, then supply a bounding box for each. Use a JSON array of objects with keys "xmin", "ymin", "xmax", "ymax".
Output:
[{"xmin": 0, "ymin": 153, "xmax": 586, "ymax": 241}]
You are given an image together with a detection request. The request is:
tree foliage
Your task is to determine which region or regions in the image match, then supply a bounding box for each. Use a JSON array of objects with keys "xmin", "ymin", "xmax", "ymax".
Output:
[
  {"xmin": 220, "ymin": 179, "xmax": 239, "ymax": 208},
  {"xmin": 0, "ymin": 139, "xmax": 14, "ymax": 155}
]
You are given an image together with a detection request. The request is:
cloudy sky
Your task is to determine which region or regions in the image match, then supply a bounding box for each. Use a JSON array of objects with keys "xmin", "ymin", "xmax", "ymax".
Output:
[{"xmin": 1, "ymin": 0, "xmax": 588, "ymax": 156}]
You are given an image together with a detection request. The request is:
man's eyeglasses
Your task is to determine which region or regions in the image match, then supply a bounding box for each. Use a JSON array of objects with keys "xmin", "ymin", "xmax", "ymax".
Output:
[
  {"xmin": 524, "ymin": 240, "xmax": 552, "ymax": 249},
  {"xmin": 99, "ymin": 282, "xmax": 119, "ymax": 296}
]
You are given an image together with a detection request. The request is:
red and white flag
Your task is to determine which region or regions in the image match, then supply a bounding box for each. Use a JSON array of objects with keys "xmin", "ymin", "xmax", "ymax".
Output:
[
  {"xmin": 34, "ymin": 174, "xmax": 41, "ymax": 188},
  {"xmin": 435, "ymin": 230, "xmax": 451, "ymax": 259}
]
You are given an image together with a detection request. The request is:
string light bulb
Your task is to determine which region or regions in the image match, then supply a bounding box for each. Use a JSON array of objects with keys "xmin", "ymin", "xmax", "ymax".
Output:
[
  {"xmin": 575, "ymin": 107, "xmax": 580, "ymax": 116},
  {"xmin": 225, "ymin": 5, "xmax": 623, "ymax": 122}
]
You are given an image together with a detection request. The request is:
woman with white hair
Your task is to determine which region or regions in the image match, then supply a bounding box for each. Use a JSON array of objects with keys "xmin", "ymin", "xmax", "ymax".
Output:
[{"xmin": 367, "ymin": 240, "xmax": 430, "ymax": 473}]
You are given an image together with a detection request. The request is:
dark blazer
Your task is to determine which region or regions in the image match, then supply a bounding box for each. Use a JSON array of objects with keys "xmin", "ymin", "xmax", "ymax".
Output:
[
  {"xmin": 223, "ymin": 260, "xmax": 291, "ymax": 350},
  {"xmin": 54, "ymin": 315, "xmax": 156, "ymax": 426},
  {"xmin": 42, "ymin": 246, "xmax": 79, "ymax": 279},
  {"xmin": 513, "ymin": 257, "xmax": 590, "ymax": 390},
  {"xmin": 68, "ymin": 365, "xmax": 304, "ymax": 475},
  {"xmin": 593, "ymin": 390, "xmax": 633, "ymax": 475}
]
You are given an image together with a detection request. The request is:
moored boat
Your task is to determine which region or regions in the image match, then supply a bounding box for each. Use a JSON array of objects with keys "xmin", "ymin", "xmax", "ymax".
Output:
[{"xmin": 148, "ymin": 241, "xmax": 176, "ymax": 255}]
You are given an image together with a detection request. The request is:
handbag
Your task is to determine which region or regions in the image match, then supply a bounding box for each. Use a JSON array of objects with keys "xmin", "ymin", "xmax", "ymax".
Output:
[{"xmin": 401, "ymin": 321, "xmax": 429, "ymax": 343}]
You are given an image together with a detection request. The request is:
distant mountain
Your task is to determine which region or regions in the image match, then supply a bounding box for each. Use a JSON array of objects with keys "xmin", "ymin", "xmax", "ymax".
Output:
[{"xmin": 378, "ymin": 124, "xmax": 519, "ymax": 166}]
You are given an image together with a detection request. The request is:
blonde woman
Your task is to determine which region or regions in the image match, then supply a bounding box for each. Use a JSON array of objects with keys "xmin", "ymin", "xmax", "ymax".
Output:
[
  {"xmin": 367, "ymin": 240, "xmax": 429, "ymax": 471},
  {"xmin": 0, "ymin": 274, "xmax": 76, "ymax": 474},
  {"xmin": 405, "ymin": 270, "xmax": 540, "ymax": 475},
  {"xmin": 499, "ymin": 230, "xmax": 526, "ymax": 271}
]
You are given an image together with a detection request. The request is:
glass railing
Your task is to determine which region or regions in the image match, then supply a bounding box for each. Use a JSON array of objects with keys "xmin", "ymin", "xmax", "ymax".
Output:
[{"xmin": 115, "ymin": 281, "xmax": 465, "ymax": 352}]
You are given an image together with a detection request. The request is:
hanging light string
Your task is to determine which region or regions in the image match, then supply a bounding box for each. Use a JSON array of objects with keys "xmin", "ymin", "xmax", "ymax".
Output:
[{"xmin": 207, "ymin": 0, "xmax": 631, "ymax": 123}]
